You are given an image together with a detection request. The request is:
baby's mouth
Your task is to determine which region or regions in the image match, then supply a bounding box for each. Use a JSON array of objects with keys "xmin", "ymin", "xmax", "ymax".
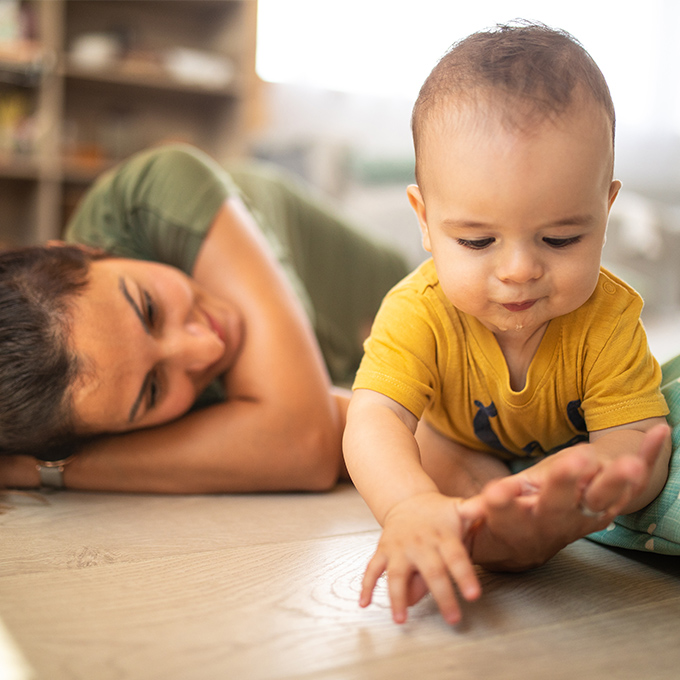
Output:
[{"xmin": 502, "ymin": 299, "xmax": 537, "ymax": 312}]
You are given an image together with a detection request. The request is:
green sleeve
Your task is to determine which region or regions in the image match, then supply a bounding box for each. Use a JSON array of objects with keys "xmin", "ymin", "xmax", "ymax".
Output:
[{"xmin": 64, "ymin": 144, "xmax": 236, "ymax": 275}]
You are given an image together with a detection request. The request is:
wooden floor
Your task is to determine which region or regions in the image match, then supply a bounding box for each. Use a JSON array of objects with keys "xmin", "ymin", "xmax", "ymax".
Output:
[{"xmin": 1, "ymin": 483, "xmax": 679, "ymax": 680}]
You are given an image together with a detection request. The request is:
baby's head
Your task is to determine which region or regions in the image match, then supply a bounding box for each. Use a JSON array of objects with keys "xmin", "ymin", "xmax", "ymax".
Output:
[
  {"xmin": 411, "ymin": 21, "xmax": 616, "ymax": 188},
  {"xmin": 407, "ymin": 22, "xmax": 621, "ymax": 337}
]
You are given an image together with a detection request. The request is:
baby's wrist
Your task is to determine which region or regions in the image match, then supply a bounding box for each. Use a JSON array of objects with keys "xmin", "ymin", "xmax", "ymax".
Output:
[{"xmin": 382, "ymin": 489, "xmax": 447, "ymax": 522}]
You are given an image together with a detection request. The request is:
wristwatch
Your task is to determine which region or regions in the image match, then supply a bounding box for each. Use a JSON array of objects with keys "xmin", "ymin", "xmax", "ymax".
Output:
[{"xmin": 35, "ymin": 456, "xmax": 75, "ymax": 490}]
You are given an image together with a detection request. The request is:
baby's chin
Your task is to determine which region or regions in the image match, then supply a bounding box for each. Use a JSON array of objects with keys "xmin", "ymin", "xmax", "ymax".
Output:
[{"xmin": 489, "ymin": 310, "xmax": 547, "ymax": 336}]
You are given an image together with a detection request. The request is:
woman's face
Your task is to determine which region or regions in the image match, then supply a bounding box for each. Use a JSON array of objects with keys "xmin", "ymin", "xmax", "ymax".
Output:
[{"xmin": 68, "ymin": 257, "xmax": 244, "ymax": 434}]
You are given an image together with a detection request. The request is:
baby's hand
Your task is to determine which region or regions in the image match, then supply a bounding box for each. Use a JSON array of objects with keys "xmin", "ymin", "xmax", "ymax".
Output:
[
  {"xmin": 360, "ymin": 491, "xmax": 482, "ymax": 625},
  {"xmin": 464, "ymin": 450, "xmax": 608, "ymax": 571},
  {"xmin": 465, "ymin": 423, "xmax": 670, "ymax": 570}
]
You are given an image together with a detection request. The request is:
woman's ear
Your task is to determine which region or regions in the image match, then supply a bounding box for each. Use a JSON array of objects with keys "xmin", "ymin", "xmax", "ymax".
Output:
[{"xmin": 407, "ymin": 184, "xmax": 432, "ymax": 253}]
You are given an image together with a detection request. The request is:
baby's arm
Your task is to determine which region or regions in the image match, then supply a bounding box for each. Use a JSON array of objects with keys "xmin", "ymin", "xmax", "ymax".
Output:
[{"xmin": 343, "ymin": 389, "xmax": 483, "ymax": 624}]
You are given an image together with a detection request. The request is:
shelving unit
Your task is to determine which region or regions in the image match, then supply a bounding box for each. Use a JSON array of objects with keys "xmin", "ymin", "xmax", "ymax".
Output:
[{"xmin": 0, "ymin": 0, "xmax": 258, "ymax": 245}]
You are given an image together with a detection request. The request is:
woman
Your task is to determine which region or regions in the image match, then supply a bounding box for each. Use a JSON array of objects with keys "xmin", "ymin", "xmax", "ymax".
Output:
[{"xmin": 0, "ymin": 144, "xmax": 408, "ymax": 493}]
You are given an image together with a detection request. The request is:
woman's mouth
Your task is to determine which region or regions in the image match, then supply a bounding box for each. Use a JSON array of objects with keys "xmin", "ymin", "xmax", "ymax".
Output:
[
  {"xmin": 502, "ymin": 299, "xmax": 537, "ymax": 312},
  {"xmin": 204, "ymin": 310, "xmax": 227, "ymax": 345}
]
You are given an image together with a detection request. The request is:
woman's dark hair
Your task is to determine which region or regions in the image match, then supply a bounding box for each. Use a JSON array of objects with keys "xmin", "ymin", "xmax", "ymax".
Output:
[{"xmin": 0, "ymin": 244, "xmax": 104, "ymax": 460}]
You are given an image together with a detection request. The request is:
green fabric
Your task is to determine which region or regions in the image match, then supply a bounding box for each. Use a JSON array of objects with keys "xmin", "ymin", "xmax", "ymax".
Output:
[
  {"xmin": 65, "ymin": 145, "xmax": 232, "ymax": 274},
  {"xmin": 64, "ymin": 144, "xmax": 409, "ymax": 388},
  {"xmin": 587, "ymin": 355, "xmax": 680, "ymax": 555}
]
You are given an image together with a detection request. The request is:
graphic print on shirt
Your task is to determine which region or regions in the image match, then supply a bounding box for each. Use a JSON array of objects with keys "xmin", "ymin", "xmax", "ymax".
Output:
[{"xmin": 472, "ymin": 398, "xmax": 588, "ymax": 457}]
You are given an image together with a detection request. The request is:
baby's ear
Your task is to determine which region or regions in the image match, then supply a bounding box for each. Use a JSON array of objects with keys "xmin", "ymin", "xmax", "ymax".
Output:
[
  {"xmin": 406, "ymin": 185, "xmax": 432, "ymax": 253},
  {"xmin": 608, "ymin": 179, "xmax": 622, "ymax": 211}
]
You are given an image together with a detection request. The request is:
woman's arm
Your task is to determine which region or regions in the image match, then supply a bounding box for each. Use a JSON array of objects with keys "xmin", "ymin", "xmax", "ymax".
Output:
[{"xmin": 3, "ymin": 198, "xmax": 346, "ymax": 494}]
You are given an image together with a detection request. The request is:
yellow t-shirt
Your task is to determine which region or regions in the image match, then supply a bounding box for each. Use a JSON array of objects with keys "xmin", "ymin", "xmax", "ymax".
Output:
[{"xmin": 353, "ymin": 259, "xmax": 669, "ymax": 461}]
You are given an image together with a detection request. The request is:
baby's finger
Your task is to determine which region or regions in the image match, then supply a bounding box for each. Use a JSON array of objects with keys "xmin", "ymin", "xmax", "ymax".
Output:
[
  {"xmin": 441, "ymin": 540, "xmax": 482, "ymax": 604},
  {"xmin": 533, "ymin": 449, "xmax": 600, "ymax": 515},
  {"xmin": 360, "ymin": 552, "xmax": 387, "ymax": 608},
  {"xmin": 385, "ymin": 561, "xmax": 416, "ymax": 624},
  {"xmin": 461, "ymin": 475, "xmax": 532, "ymax": 522},
  {"xmin": 580, "ymin": 456, "xmax": 643, "ymax": 518},
  {"xmin": 415, "ymin": 557, "xmax": 463, "ymax": 625},
  {"xmin": 637, "ymin": 423, "xmax": 671, "ymax": 468}
]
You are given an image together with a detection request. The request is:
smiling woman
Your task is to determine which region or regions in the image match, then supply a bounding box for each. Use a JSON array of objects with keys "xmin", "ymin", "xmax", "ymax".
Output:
[
  {"xmin": 69, "ymin": 259, "xmax": 236, "ymax": 433},
  {"xmin": 0, "ymin": 144, "xmax": 409, "ymax": 494}
]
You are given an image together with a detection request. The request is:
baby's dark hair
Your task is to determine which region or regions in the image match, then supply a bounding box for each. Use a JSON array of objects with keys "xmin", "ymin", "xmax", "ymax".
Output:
[
  {"xmin": 412, "ymin": 21, "xmax": 616, "ymax": 185},
  {"xmin": 0, "ymin": 244, "xmax": 104, "ymax": 460}
]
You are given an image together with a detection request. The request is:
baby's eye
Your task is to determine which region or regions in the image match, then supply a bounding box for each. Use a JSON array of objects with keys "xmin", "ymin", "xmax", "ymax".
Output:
[
  {"xmin": 457, "ymin": 237, "xmax": 495, "ymax": 250},
  {"xmin": 543, "ymin": 236, "xmax": 582, "ymax": 248}
]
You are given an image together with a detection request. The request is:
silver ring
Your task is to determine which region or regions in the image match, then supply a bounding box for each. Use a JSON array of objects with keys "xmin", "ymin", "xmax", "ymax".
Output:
[{"xmin": 579, "ymin": 502, "xmax": 606, "ymax": 519}]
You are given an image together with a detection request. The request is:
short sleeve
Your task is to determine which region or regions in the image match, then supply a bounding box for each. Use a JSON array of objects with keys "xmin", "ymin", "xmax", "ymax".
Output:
[
  {"xmin": 581, "ymin": 295, "xmax": 668, "ymax": 431},
  {"xmin": 64, "ymin": 144, "xmax": 238, "ymax": 275},
  {"xmin": 353, "ymin": 281, "xmax": 442, "ymax": 419}
]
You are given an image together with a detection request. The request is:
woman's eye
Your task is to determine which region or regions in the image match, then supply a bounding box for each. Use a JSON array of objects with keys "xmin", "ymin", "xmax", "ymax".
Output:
[
  {"xmin": 147, "ymin": 372, "xmax": 160, "ymax": 410},
  {"xmin": 143, "ymin": 291, "xmax": 157, "ymax": 328},
  {"xmin": 457, "ymin": 238, "xmax": 495, "ymax": 250},
  {"xmin": 544, "ymin": 236, "xmax": 582, "ymax": 248}
]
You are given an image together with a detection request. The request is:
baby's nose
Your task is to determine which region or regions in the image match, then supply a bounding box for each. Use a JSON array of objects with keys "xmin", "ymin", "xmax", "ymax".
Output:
[{"xmin": 497, "ymin": 248, "xmax": 542, "ymax": 283}]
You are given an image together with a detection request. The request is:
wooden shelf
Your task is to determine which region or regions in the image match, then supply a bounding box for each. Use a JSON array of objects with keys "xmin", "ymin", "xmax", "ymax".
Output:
[
  {"xmin": 0, "ymin": 0, "xmax": 258, "ymax": 245},
  {"xmin": 0, "ymin": 153, "xmax": 41, "ymax": 179},
  {"xmin": 63, "ymin": 62, "xmax": 241, "ymax": 97}
]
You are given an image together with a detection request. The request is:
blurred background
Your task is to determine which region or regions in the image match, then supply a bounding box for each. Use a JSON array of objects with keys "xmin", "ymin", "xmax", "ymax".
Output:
[{"xmin": 2, "ymin": 0, "xmax": 680, "ymax": 356}]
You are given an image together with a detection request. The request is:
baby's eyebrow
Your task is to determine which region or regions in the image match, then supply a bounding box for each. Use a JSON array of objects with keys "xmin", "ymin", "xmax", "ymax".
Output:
[
  {"xmin": 440, "ymin": 214, "xmax": 596, "ymax": 229},
  {"xmin": 545, "ymin": 214, "xmax": 595, "ymax": 227},
  {"xmin": 440, "ymin": 218, "xmax": 488, "ymax": 229}
]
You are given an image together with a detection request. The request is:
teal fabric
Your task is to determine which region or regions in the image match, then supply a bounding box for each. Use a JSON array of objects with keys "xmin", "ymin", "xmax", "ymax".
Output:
[{"xmin": 587, "ymin": 355, "xmax": 680, "ymax": 555}]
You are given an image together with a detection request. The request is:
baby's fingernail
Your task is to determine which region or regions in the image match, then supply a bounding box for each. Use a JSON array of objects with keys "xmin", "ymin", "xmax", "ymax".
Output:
[
  {"xmin": 446, "ymin": 611, "xmax": 462, "ymax": 625},
  {"xmin": 464, "ymin": 584, "xmax": 481, "ymax": 600}
]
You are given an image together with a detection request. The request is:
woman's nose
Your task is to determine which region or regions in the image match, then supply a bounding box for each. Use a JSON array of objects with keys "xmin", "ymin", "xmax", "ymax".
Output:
[{"xmin": 162, "ymin": 321, "xmax": 224, "ymax": 372}]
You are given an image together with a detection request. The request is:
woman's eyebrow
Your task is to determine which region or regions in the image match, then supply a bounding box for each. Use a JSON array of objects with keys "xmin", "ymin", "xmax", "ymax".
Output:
[{"xmin": 118, "ymin": 277, "xmax": 150, "ymax": 335}]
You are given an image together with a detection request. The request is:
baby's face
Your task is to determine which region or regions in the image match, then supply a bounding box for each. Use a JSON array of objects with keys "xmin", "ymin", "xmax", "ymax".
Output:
[{"xmin": 408, "ymin": 100, "xmax": 620, "ymax": 340}]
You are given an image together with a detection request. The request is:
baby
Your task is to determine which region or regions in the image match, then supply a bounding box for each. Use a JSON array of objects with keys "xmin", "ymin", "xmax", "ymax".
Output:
[{"xmin": 343, "ymin": 22, "xmax": 671, "ymax": 625}]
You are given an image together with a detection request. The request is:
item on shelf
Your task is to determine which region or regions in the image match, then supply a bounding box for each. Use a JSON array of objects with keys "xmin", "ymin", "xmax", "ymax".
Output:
[
  {"xmin": 69, "ymin": 32, "xmax": 122, "ymax": 70},
  {"xmin": 0, "ymin": 0, "xmax": 19, "ymax": 43},
  {"xmin": 2, "ymin": 0, "xmax": 257, "ymax": 247},
  {"xmin": 0, "ymin": 87, "xmax": 34, "ymax": 153},
  {"xmin": 163, "ymin": 47, "xmax": 235, "ymax": 88}
]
